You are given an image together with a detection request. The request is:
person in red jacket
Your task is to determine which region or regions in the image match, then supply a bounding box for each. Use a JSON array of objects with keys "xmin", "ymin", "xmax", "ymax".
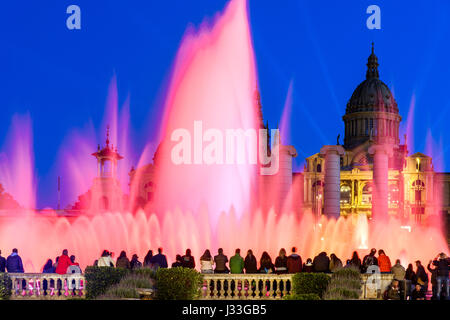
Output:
[
  {"xmin": 378, "ymin": 249, "xmax": 392, "ymax": 273},
  {"xmin": 55, "ymin": 249, "xmax": 72, "ymax": 274}
]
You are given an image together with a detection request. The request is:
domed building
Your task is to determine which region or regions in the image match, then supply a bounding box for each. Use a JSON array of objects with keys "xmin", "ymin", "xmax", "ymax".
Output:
[{"xmin": 302, "ymin": 44, "xmax": 450, "ymax": 226}]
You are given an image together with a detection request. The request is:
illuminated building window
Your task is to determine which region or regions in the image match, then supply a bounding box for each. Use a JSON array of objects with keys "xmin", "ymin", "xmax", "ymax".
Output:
[
  {"xmin": 340, "ymin": 185, "xmax": 351, "ymax": 204},
  {"xmin": 388, "ymin": 185, "xmax": 399, "ymax": 204},
  {"xmin": 316, "ymin": 163, "xmax": 322, "ymax": 173},
  {"xmin": 362, "ymin": 183, "xmax": 372, "ymax": 204}
]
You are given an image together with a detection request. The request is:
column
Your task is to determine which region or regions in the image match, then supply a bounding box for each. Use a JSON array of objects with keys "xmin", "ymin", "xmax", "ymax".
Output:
[
  {"xmin": 368, "ymin": 144, "xmax": 394, "ymax": 220},
  {"xmin": 320, "ymin": 145, "xmax": 345, "ymax": 219}
]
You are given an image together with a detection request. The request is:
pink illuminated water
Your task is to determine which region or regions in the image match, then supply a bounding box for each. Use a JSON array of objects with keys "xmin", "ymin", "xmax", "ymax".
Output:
[{"xmin": 0, "ymin": 0, "xmax": 448, "ymax": 272}]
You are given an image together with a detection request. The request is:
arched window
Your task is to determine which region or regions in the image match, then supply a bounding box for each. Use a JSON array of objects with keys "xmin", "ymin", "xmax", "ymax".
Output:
[
  {"xmin": 340, "ymin": 185, "xmax": 351, "ymax": 204},
  {"xmin": 316, "ymin": 163, "xmax": 322, "ymax": 173}
]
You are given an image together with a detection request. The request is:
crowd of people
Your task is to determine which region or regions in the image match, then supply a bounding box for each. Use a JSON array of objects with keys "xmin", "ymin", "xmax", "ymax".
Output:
[{"xmin": 0, "ymin": 246, "xmax": 448, "ymax": 300}]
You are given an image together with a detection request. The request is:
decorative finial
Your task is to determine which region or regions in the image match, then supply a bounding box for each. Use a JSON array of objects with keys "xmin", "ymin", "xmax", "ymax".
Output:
[
  {"xmin": 106, "ymin": 125, "xmax": 110, "ymax": 147},
  {"xmin": 366, "ymin": 42, "xmax": 379, "ymax": 79}
]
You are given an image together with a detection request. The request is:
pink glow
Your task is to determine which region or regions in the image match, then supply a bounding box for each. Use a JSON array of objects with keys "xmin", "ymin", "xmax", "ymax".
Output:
[{"xmin": 0, "ymin": 0, "xmax": 448, "ymax": 274}]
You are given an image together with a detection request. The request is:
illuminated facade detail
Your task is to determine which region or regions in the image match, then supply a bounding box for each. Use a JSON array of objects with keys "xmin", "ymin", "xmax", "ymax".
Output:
[{"xmin": 303, "ymin": 44, "xmax": 450, "ymax": 224}]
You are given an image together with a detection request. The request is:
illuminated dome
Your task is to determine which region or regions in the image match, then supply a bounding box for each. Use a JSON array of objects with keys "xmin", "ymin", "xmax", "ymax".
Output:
[{"xmin": 343, "ymin": 43, "xmax": 401, "ymax": 149}]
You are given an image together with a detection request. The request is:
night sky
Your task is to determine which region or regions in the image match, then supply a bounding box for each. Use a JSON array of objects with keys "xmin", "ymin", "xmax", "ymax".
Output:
[{"xmin": 1, "ymin": 0, "xmax": 450, "ymax": 208}]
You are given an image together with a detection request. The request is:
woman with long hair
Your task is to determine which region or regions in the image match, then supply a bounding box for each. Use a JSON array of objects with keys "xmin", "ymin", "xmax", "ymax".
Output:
[
  {"xmin": 258, "ymin": 251, "xmax": 275, "ymax": 274},
  {"xmin": 200, "ymin": 249, "xmax": 214, "ymax": 274},
  {"xmin": 143, "ymin": 250, "xmax": 153, "ymax": 268}
]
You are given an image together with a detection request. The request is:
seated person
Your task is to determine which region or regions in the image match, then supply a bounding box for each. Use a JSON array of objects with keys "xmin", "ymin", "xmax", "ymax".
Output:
[
  {"xmin": 384, "ymin": 280, "xmax": 401, "ymax": 300},
  {"xmin": 411, "ymin": 284, "xmax": 426, "ymax": 300}
]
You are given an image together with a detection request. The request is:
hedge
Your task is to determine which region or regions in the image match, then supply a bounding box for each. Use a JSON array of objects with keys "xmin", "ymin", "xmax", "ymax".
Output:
[
  {"xmin": 84, "ymin": 266, "xmax": 129, "ymax": 299},
  {"xmin": 324, "ymin": 267, "xmax": 362, "ymax": 300},
  {"xmin": 0, "ymin": 273, "xmax": 12, "ymax": 300},
  {"xmin": 284, "ymin": 293, "xmax": 321, "ymax": 300},
  {"xmin": 155, "ymin": 267, "xmax": 203, "ymax": 300},
  {"xmin": 290, "ymin": 273, "xmax": 330, "ymax": 299}
]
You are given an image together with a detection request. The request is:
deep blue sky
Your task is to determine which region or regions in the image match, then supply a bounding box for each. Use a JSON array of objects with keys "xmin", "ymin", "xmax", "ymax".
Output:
[{"xmin": 1, "ymin": 0, "xmax": 450, "ymax": 208}]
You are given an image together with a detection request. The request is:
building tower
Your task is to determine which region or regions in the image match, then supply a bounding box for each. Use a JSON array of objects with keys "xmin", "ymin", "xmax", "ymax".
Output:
[{"xmin": 90, "ymin": 126, "xmax": 124, "ymax": 212}]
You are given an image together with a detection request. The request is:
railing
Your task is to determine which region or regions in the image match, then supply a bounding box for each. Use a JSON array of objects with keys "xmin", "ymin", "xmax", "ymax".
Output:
[
  {"xmin": 200, "ymin": 274, "xmax": 292, "ymax": 300},
  {"xmin": 8, "ymin": 273, "xmax": 86, "ymax": 299},
  {"xmin": 5, "ymin": 272, "xmax": 394, "ymax": 300}
]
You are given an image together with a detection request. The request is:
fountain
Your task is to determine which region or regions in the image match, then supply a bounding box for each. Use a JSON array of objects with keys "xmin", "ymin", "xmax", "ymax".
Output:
[{"xmin": 0, "ymin": 0, "xmax": 448, "ymax": 273}]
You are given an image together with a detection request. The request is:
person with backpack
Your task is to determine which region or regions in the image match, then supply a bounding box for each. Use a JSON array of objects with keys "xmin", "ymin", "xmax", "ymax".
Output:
[{"xmin": 362, "ymin": 248, "xmax": 378, "ymax": 273}]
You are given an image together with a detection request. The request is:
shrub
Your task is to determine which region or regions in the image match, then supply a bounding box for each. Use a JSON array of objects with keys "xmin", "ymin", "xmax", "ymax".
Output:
[
  {"xmin": 0, "ymin": 273, "xmax": 12, "ymax": 300},
  {"xmin": 283, "ymin": 293, "xmax": 321, "ymax": 300},
  {"xmin": 97, "ymin": 283, "xmax": 139, "ymax": 300},
  {"xmin": 84, "ymin": 266, "xmax": 129, "ymax": 299},
  {"xmin": 155, "ymin": 267, "xmax": 203, "ymax": 300},
  {"xmin": 324, "ymin": 267, "xmax": 362, "ymax": 300},
  {"xmin": 120, "ymin": 274, "xmax": 154, "ymax": 289},
  {"xmin": 291, "ymin": 273, "xmax": 330, "ymax": 299}
]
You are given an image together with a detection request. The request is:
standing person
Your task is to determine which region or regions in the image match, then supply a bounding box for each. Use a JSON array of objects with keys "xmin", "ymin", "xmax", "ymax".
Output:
[
  {"xmin": 6, "ymin": 248, "xmax": 24, "ymax": 273},
  {"xmin": 350, "ymin": 251, "xmax": 362, "ymax": 271},
  {"xmin": 405, "ymin": 263, "xmax": 417, "ymax": 298},
  {"xmin": 391, "ymin": 259, "xmax": 406, "ymax": 281},
  {"xmin": 302, "ymin": 258, "xmax": 314, "ymax": 272},
  {"xmin": 415, "ymin": 260, "xmax": 429, "ymax": 292},
  {"xmin": 244, "ymin": 250, "xmax": 257, "ymax": 274},
  {"xmin": 432, "ymin": 252, "xmax": 450, "ymax": 300},
  {"xmin": 130, "ymin": 254, "xmax": 142, "ymax": 270},
  {"xmin": 97, "ymin": 250, "xmax": 115, "ymax": 267},
  {"xmin": 214, "ymin": 248, "xmax": 228, "ymax": 273},
  {"xmin": 230, "ymin": 249, "xmax": 244, "ymax": 274},
  {"xmin": 275, "ymin": 248, "xmax": 288, "ymax": 274},
  {"xmin": 0, "ymin": 250, "xmax": 6, "ymax": 272},
  {"xmin": 151, "ymin": 248, "xmax": 168, "ymax": 269},
  {"xmin": 116, "ymin": 251, "xmax": 131, "ymax": 269},
  {"xmin": 287, "ymin": 247, "xmax": 302, "ymax": 273},
  {"xmin": 258, "ymin": 252, "xmax": 275, "ymax": 274},
  {"xmin": 181, "ymin": 249, "xmax": 195, "ymax": 269},
  {"xmin": 171, "ymin": 255, "xmax": 183, "ymax": 268},
  {"xmin": 377, "ymin": 249, "xmax": 392, "ymax": 273},
  {"xmin": 200, "ymin": 250, "xmax": 214, "ymax": 274},
  {"xmin": 362, "ymin": 248, "xmax": 378, "ymax": 273},
  {"xmin": 55, "ymin": 249, "xmax": 72, "ymax": 274},
  {"xmin": 313, "ymin": 252, "xmax": 330, "ymax": 273},
  {"xmin": 329, "ymin": 254, "xmax": 343, "ymax": 272},
  {"xmin": 427, "ymin": 260, "xmax": 438, "ymax": 300},
  {"xmin": 143, "ymin": 250, "xmax": 153, "ymax": 268}
]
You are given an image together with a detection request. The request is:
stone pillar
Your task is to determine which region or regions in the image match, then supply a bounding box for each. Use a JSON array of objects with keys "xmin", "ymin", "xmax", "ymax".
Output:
[
  {"xmin": 368, "ymin": 144, "xmax": 394, "ymax": 220},
  {"xmin": 320, "ymin": 145, "xmax": 345, "ymax": 219},
  {"xmin": 277, "ymin": 145, "xmax": 297, "ymax": 207}
]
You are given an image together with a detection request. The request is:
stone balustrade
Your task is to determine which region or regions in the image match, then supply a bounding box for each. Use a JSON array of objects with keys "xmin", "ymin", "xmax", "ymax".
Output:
[
  {"xmin": 200, "ymin": 274, "xmax": 293, "ymax": 300},
  {"xmin": 8, "ymin": 273, "xmax": 85, "ymax": 299},
  {"xmin": 5, "ymin": 272, "xmax": 394, "ymax": 300}
]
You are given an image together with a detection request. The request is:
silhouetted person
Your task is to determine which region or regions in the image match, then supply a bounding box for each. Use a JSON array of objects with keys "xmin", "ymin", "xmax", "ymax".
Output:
[
  {"xmin": 130, "ymin": 254, "xmax": 142, "ymax": 270},
  {"xmin": 6, "ymin": 248, "xmax": 24, "ymax": 273},
  {"xmin": 171, "ymin": 254, "xmax": 183, "ymax": 268},
  {"xmin": 432, "ymin": 252, "xmax": 450, "ymax": 300},
  {"xmin": 313, "ymin": 252, "xmax": 330, "ymax": 273},
  {"xmin": 150, "ymin": 247, "xmax": 168, "ymax": 269},
  {"xmin": 97, "ymin": 250, "xmax": 115, "ymax": 267},
  {"xmin": 0, "ymin": 250, "xmax": 6, "ymax": 272},
  {"xmin": 244, "ymin": 250, "xmax": 257, "ymax": 274},
  {"xmin": 362, "ymin": 248, "xmax": 378, "ymax": 273},
  {"xmin": 116, "ymin": 251, "xmax": 131, "ymax": 269},
  {"xmin": 302, "ymin": 258, "xmax": 314, "ymax": 272},
  {"xmin": 287, "ymin": 247, "xmax": 302, "ymax": 273},
  {"xmin": 181, "ymin": 249, "xmax": 195, "ymax": 269},
  {"xmin": 258, "ymin": 251, "xmax": 275, "ymax": 274},
  {"xmin": 42, "ymin": 259, "xmax": 54, "ymax": 273},
  {"xmin": 200, "ymin": 250, "xmax": 214, "ymax": 273},
  {"xmin": 214, "ymin": 248, "xmax": 228, "ymax": 273},
  {"xmin": 230, "ymin": 249, "xmax": 244, "ymax": 274},
  {"xmin": 350, "ymin": 251, "xmax": 362, "ymax": 271},
  {"xmin": 275, "ymin": 248, "xmax": 288, "ymax": 274},
  {"xmin": 415, "ymin": 260, "xmax": 429, "ymax": 291},
  {"xmin": 143, "ymin": 250, "xmax": 153, "ymax": 268},
  {"xmin": 378, "ymin": 249, "xmax": 392, "ymax": 273},
  {"xmin": 329, "ymin": 253, "xmax": 343, "ymax": 272}
]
